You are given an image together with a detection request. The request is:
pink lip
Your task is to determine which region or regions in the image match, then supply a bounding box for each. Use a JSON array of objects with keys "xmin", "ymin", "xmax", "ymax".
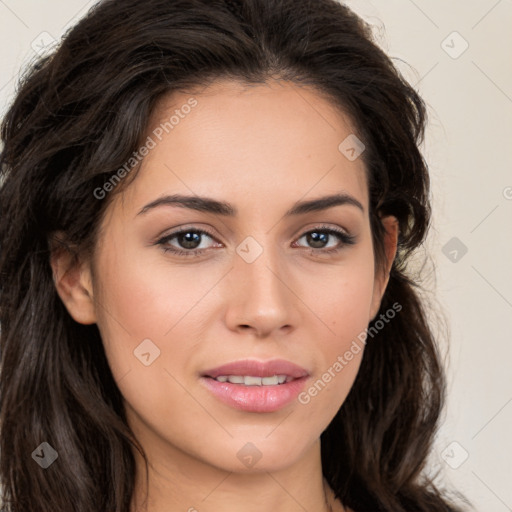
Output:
[
  {"xmin": 200, "ymin": 359, "xmax": 310, "ymax": 413},
  {"xmin": 201, "ymin": 359, "xmax": 309, "ymax": 379}
]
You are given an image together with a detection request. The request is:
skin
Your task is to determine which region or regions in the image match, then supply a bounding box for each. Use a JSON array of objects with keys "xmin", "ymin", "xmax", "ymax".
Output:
[{"xmin": 52, "ymin": 79, "xmax": 398, "ymax": 512}]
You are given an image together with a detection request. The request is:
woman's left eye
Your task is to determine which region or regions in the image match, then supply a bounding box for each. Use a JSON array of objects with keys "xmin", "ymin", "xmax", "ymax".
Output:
[
  {"xmin": 156, "ymin": 225, "xmax": 356, "ymax": 258},
  {"xmin": 293, "ymin": 226, "xmax": 356, "ymax": 253}
]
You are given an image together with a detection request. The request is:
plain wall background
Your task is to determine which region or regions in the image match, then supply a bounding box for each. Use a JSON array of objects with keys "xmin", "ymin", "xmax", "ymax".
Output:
[{"xmin": 1, "ymin": 1, "xmax": 511, "ymax": 511}]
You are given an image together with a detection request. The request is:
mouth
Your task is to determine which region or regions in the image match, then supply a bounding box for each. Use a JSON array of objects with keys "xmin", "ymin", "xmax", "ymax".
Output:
[
  {"xmin": 207, "ymin": 374, "xmax": 294, "ymax": 385},
  {"xmin": 199, "ymin": 359, "xmax": 310, "ymax": 413}
]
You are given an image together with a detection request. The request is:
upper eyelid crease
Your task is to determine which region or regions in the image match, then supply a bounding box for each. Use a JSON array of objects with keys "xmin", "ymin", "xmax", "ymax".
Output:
[{"xmin": 136, "ymin": 192, "xmax": 365, "ymax": 218}]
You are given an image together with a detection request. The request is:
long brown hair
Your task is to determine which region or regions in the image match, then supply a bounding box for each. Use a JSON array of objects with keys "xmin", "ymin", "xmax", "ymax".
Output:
[{"xmin": 0, "ymin": 1, "xmax": 464, "ymax": 511}]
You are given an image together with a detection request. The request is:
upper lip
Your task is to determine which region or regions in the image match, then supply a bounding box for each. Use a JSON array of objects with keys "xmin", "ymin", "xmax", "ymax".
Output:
[{"xmin": 202, "ymin": 359, "xmax": 310, "ymax": 379}]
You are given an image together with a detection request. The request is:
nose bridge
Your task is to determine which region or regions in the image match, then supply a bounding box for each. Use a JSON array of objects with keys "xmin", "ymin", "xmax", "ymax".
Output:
[{"xmin": 226, "ymin": 234, "xmax": 297, "ymax": 334}]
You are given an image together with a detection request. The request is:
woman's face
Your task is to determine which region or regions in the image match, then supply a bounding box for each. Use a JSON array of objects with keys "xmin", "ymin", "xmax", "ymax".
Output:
[{"xmin": 57, "ymin": 79, "xmax": 396, "ymax": 474}]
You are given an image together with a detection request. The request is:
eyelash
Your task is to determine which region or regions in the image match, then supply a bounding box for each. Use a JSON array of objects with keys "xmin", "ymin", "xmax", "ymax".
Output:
[{"xmin": 155, "ymin": 224, "xmax": 356, "ymax": 258}]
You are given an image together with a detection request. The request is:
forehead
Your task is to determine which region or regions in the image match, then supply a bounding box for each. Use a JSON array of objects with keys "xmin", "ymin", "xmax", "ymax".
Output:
[{"xmin": 115, "ymin": 79, "xmax": 369, "ymax": 217}]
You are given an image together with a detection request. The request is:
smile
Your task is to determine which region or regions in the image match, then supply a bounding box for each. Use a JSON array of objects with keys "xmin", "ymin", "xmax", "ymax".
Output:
[{"xmin": 200, "ymin": 359, "xmax": 310, "ymax": 413}]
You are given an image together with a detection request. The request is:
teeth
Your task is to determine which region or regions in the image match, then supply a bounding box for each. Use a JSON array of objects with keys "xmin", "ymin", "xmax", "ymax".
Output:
[
  {"xmin": 213, "ymin": 375, "xmax": 290, "ymax": 385},
  {"xmin": 244, "ymin": 375, "xmax": 263, "ymax": 386},
  {"xmin": 227, "ymin": 375, "xmax": 244, "ymax": 384}
]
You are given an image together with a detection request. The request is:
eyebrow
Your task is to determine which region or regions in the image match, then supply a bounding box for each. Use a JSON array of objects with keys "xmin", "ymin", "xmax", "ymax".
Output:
[{"xmin": 136, "ymin": 192, "xmax": 364, "ymax": 217}]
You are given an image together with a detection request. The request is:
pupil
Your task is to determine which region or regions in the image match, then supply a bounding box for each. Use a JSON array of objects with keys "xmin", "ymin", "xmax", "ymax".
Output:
[
  {"xmin": 308, "ymin": 231, "xmax": 327, "ymax": 248},
  {"xmin": 180, "ymin": 232, "xmax": 201, "ymax": 249}
]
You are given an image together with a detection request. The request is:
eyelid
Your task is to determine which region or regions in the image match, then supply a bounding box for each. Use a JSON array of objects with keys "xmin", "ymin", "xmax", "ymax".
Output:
[
  {"xmin": 155, "ymin": 224, "xmax": 219, "ymax": 242},
  {"xmin": 291, "ymin": 221, "xmax": 352, "ymax": 239}
]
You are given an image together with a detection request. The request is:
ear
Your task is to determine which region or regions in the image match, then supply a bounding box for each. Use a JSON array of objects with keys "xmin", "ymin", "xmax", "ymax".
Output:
[
  {"xmin": 49, "ymin": 232, "xmax": 97, "ymax": 325},
  {"xmin": 369, "ymin": 214, "xmax": 399, "ymax": 321}
]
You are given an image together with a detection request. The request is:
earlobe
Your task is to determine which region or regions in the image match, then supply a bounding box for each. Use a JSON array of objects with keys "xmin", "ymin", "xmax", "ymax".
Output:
[
  {"xmin": 49, "ymin": 234, "xmax": 97, "ymax": 325},
  {"xmin": 369, "ymin": 215, "xmax": 399, "ymax": 320}
]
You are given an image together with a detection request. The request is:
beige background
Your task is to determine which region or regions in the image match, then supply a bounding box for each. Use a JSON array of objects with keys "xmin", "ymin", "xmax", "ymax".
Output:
[{"xmin": 1, "ymin": 1, "xmax": 511, "ymax": 511}]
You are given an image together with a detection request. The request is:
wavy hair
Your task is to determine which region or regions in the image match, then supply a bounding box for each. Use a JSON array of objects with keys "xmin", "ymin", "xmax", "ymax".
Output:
[{"xmin": 0, "ymin": 0, "xmax": 464, "ymax": 511}]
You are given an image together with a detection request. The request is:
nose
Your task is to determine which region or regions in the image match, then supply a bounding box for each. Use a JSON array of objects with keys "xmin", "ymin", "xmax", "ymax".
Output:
[{"xmin": 223, "ymin": 240, "xmax": 301, "ymax": 338}]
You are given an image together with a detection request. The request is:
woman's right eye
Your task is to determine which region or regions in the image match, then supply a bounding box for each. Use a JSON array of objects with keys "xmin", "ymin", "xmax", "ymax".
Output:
[{"xmin": 156, "ymin": 228, "xmax": 220, "ymax": 258}]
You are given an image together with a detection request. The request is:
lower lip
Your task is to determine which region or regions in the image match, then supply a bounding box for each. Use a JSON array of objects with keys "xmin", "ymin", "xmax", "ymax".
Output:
[{"xmin": 200, "ymin": 376, "xmax": 309, "ymax": 413}]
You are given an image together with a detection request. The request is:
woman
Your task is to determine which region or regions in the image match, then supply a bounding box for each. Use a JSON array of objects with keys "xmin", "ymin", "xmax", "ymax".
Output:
[{"xmin": 0, "ymin": 0, "xmax": 466, "ymax": 511}]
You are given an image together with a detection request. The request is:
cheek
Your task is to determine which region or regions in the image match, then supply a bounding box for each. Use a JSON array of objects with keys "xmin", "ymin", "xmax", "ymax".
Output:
[
  {"xmin": 92, "ymin": 246, "xmax": 218, "ymax": 446},
  {"xmin": 92, "ymin": 233, "xmax": 216, "ymax": 354},
  {"xmin": 305, "ymin": 249, "xmax": 376, "ymax": 340},
  {"xmin": 92, "ymin": 236, "xmax": 240, "ymax": 433},
  {"xmin": 298, "ymin": 265, "xmax": 373, "ymax": 414}
]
